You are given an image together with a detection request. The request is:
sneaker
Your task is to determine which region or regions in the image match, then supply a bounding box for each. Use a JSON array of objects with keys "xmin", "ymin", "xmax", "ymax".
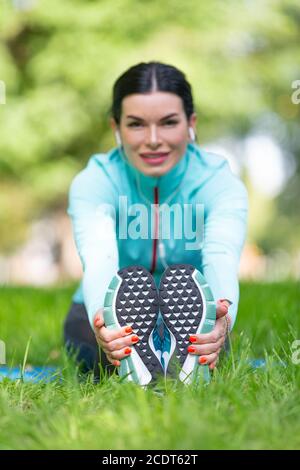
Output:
[
  {"xmin": 103, "ymin": 265, "xmax": 164, "ymax": 385},
  {"xmin": 158, "ymin": 264, "xmax": 216, "ymax": 384}
]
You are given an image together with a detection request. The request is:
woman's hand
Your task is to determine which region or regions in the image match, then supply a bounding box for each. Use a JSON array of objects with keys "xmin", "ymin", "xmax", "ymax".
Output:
[
  {"xmin": 93, "ymin": 299, "xmax": 231, "ymax": 369},
  {"xmin": 93, "ymin": 310, "xmax": 139, "ymax": 367},
  {"xmin": 187, "ymin": 299, "xmax": 231, "ymax": 370}
]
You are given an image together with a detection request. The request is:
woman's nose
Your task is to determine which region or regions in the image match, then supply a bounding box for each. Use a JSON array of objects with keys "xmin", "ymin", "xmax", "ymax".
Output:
[{"xmin": 147, "ymin": 125, "xmax": 162, "ymax": 147}]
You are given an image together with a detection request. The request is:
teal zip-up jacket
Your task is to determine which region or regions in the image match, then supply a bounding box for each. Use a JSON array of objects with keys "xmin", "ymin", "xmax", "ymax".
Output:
[{"xmin": 68, "ymin": 143, "xmax": 248, "ymax": 329}]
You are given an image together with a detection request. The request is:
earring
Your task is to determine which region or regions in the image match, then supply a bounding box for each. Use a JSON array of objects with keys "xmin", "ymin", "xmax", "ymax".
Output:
[
  {"xmin": 115, "ymin": 131, "xmax": 122, "ymax": 147},
  {"xmin": 189, "ymin": 127, "xmax": 196, "ymax": 142}
]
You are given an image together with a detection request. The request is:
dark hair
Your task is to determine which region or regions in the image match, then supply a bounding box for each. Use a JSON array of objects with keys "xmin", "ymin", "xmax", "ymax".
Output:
[{"xmin": 111, "ymin": 61, "xmax": 195, "ymax": 125}]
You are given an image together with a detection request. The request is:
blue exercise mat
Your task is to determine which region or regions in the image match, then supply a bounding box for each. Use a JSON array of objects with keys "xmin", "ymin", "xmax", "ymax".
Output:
[
  {"xmin": 0, "ymin": 366, "xmax": 60, "ymax": 383},
  {"xmin": 0, "ymin": 360, "xmax": 285, "ymax": 383}
]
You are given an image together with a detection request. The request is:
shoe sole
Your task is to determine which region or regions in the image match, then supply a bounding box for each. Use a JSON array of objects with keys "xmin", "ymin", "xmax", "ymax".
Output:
[
  {"xmin": 158, "ymin": 264, "xmax": 216, "ymax": 384},
  {"xmin": 103, "ymin": 265, "xmax": 163, "ymax": 385}
]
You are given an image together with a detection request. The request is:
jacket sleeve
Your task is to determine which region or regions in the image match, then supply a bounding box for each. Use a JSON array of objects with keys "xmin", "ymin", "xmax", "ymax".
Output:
[
  {"xmin": 67, "ymin": 161, "xmax": 119, "ymax": 328},
  {"xmin": 200, "ymin": 162, "xmax": 248, "ymax": 329}
]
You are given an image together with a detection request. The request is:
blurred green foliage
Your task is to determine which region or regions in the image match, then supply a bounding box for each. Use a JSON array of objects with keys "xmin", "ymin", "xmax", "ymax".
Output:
[{"xmin": 0, "ymin": 0, "xmax": 299, "ymax": 252}]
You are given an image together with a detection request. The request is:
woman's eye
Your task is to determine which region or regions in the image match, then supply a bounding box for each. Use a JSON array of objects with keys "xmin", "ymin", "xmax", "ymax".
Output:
[
  {"xmin": 163, "ymin": 120, "xmax": 178, "ymax": 126},
  {"xmin": 128, "ymin": 120, "xmax": 178, "ymax": 127},
  {"xmin": 128, "ymin": 122, "xmax": 143, "ymax": 127}
]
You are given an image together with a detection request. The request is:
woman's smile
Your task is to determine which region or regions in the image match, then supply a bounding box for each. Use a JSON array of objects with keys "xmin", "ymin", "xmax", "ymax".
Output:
[{"xmin": 139, "ymin": 151, "xmax": 171, "ymax": 166}]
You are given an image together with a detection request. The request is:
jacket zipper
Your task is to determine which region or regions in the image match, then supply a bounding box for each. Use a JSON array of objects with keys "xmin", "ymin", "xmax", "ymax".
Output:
[{"xmin": 150, "ymin": 186, "xmax": 159, "ymax": 274}]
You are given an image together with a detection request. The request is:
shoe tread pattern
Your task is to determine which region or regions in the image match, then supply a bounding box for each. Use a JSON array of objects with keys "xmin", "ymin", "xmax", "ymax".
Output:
[
  {"xmin": 159, "ymin": 264, "xmax": 204, "ymax": 366},
  {"xmin": 116, "ymin": 265, "xmax": 162, "ymax": 375}
]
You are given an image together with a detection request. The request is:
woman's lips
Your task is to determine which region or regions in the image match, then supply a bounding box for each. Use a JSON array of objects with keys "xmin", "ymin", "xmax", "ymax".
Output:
[{"xmin": 139, "ymin": 152, "xmax": 170, "ymax": 165}]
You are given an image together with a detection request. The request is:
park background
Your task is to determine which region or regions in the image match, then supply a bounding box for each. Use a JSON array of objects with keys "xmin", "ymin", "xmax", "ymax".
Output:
[
  {"xmin": 1, "ymin": 0, "xmax": 300, "ymax": 286},
  {"xmin": 0, "ymin": 0, "xmax": 300, "ymax": 450}
]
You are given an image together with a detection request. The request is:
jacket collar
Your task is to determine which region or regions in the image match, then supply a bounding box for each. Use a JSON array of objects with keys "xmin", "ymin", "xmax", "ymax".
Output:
[{"xmin": 119, "ymin": 144, "xmax": 195, "ymax": 203}]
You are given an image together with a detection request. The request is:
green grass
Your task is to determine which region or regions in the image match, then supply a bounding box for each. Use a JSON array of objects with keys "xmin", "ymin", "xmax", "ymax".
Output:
[{"xmin": 0, "ymin": 282, "xmax": 300, "ymax": 450}]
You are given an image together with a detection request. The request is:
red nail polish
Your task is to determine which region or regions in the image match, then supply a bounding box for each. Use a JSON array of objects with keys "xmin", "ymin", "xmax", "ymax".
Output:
[
  {"xmin": 131, "ymin": 335, "xmax": 139, "ymax": 343},
  {"xmin": 125, "ymin": 326, "xmax": 133, "ymax": 334},
  {"xmin": 200, "ymin": 357, "xmax": 207, "ymax": 364},
  {"xmin": 187, "ymin": 346, "xmax": 196, "ymax": 353},
  {"xmin": 189, "ymin": 336, "xmax": 197, "ymax": 343},
  {"xmin": 124, "ymin": 347, "xmax": 132, "ymax": 355}
]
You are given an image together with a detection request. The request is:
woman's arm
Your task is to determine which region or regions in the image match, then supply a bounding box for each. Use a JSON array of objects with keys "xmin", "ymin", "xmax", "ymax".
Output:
[
  {"xmin": 68, "ymin": 164, "xmax": 142, "ymax": 366},
  {"xmin": 68, "ymin": 162, "xmax": 119, "ymax": 328},
  {"xmin": 187, "ymin": 164, "xmax": 248, "ymax": 369},
  {"xmin": 201, "ymin": 169, "xmax": 248, "ymax": 329}
]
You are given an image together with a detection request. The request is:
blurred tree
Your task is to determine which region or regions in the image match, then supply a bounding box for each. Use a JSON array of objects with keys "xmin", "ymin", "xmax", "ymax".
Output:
[{"xmin": 0, "ymin": 0, "xmax": 299, "ymax": 252}]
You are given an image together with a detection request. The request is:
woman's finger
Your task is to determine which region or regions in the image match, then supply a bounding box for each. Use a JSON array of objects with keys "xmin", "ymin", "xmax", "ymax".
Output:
[
  {"xmin": 103, "ymin": 334, "xmax": 140, "ymax": 353},
  {"xmin": 187, "ymin": 337, "xmax": 224, "ymax": 356},
  {"xmin": 189, "ymin": 332, "xmax": 219, "ymax": 345},
  {"xmin": 105, "ymin": 354, "xmax": 121, "ymax": 367},
  {"xmin": 209, "ymin": 359, "xmax": 218, "ymax": 370},
  {"xmin": 189, "ymin": 319, "xmax": 226, "ymax": 345},
  {"xmin": 93, "ymin": 312, "xmax": 105, "ymax": 329},
  {"xmin": 197, "ymin": 351, "xmax": 219, "ymax": 366},
  {"xmin": 95, "ymin": 324, "xmax": 134, "ymax": 344},
  {"xmin": 107, "ymin": 346, "xmax": 133, "ymax": 361},
  {"xmin": 216, "ymin": 299, "xmax": 229, "ymax": 319}
]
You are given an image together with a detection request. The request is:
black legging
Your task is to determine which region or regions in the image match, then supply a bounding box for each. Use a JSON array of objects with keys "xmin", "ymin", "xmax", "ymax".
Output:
[{"xmin": 63, "ymin": 302, "xmax": 115, "ymax": 378}]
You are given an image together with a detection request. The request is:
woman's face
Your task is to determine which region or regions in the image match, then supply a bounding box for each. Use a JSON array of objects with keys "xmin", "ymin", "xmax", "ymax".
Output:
[{"xmin": 111, "ymin": 91, "xmax": 196, "ymax": 177}]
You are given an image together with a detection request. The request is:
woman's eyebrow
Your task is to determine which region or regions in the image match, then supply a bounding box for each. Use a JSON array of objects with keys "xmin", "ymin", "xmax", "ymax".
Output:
[{"xmin": 126, "ymin": 113, "xmax": 179, "ymax": 121}]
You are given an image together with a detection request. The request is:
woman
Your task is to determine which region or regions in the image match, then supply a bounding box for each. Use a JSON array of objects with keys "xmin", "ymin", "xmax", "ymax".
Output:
[{"xmin": 64, "ymin": 62, "xmax": 248, "ymax": 385}]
